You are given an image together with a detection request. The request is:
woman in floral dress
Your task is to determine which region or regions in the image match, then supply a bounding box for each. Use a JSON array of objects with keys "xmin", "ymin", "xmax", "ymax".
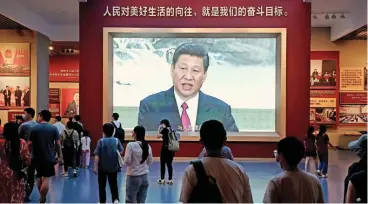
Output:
[{"xmin": 0, "ymin": 122, "xmax": 31, "ymax": 203}]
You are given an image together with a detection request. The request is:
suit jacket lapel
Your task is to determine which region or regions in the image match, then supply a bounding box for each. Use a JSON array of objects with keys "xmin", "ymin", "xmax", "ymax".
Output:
[
  {"xmin": 196, "ymin": 91, "xmax": 211, "ymax": 126},
  {"xmin": 165, "ymin": 87, "xmax": 181, "ymax": 130}
]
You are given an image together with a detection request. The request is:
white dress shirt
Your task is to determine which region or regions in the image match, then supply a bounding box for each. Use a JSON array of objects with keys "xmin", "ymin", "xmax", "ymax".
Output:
[
  {"xmin": 124, "ymin": 141, "xmax": 153, "ymax": 176},
  {"xmin": 174, "ymin": 89, "xmax": 199, "ymax": 131},
  {"xmin": 53, "ymin": 122, "xmax": 66, "ymax": 135}
]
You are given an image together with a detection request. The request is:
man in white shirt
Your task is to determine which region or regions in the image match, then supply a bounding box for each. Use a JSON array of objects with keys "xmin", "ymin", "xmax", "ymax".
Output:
[
  {"xmin": 138, "ymin": 43, "xmax": 238, "ymax": 132},
  {"xmin": 53, "ymin": 116, "xmax": 66, "ymax": 135},
  {"xmin": 180, "ymin": 120, "xmax": 253, "ymax": 203},
  {"xmin": 263, "ymin": 137, "xmax": 325, "ymax": 203}
]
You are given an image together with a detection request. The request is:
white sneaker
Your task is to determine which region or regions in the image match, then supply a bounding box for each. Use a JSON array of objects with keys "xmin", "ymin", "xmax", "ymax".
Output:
[
  {"xmin": 158, "ymin": 179, "xmax": 165, "ymax": 184},
  {"xmin": 113, "ymin": 199, "xmax": 119, "ymax": 204},
  {"xmin": 62, "ymin": 173, "xmax": 68, "ymax": 177},
  {"xmin": 73, "ymin": 169, "xmax": 77, "ymax": 177},
  {"xmin": 321, "ymin": 174, "xmax": 328, "ymax": 178},
  {"xmin": 167, "ymin": 180, "xmax": 174, "ymax": 185}
]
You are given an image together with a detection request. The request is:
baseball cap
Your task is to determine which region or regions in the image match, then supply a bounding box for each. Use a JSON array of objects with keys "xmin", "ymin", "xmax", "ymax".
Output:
[{"xmin": 348, "ymin": 134, "xmax": 367, "ymax": 157}]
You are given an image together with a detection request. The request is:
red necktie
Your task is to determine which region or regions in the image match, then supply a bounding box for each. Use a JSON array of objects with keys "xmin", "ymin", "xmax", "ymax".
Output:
[{"xmin": 181, "ymin": 102, "xmax": 191, "ymax": 131}]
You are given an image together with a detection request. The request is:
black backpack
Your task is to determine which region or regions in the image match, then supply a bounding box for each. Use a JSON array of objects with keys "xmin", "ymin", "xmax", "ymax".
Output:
[
  {"xmin": 188, "ymin": 160, "xmax": 223, "ymax": 203},
  {"xmin": 111, "ymin": 122, "xmax": 125, "ymax": 144},
  {"xmin": 63, "ymin": 130, "xmax": 75, "ymax": 149}
]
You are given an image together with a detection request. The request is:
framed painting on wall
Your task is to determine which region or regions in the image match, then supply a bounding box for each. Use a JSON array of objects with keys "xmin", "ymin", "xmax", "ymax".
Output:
[
  {"xmin": 0, "ymin": 77, "xmax": 30, "ymax": 109},
  {"xmin": 310, "ymin": 60, "xmax": 337, "ymax": 89},
  {"xmin": 0, "ymin": 43, "xmax": 31, "ymax": 76},
  {"xmin": 60, "ymin": 88, "xmax": 79, "ymax": 118}
]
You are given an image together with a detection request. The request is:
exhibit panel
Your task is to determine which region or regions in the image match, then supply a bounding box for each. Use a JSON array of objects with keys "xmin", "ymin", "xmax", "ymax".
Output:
[
  {"xmin": 49, "ymin": 55, "xmax": 80, "ymax": 120},
  {"xmin": 80, "ymin": 0, "xmax": 311, "ymax": 156},
  {"xmin": 0, "ymin": 30, "xmax": 45, "ymax": 124},
  {"xmin": 105, "ymin": 28, "xmax": 286, "ymax": 142}
]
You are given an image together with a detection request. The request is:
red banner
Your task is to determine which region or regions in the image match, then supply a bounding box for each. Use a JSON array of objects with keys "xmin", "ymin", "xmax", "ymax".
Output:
[
  {"xmin": 0, "ymin": 43, "xmax": 31, "ymax": 76},
  {"xmin": 340, "ymin": 92, "xmax": 367, "ymax": 105},
  {"xmin": 49, "ymin": 56, "xmax": 79, "ymax": 82},
  {"xmin": 7, "ymin": 111, "xmax": 24, "ymax": 122},
  {"xmin": 310, "ymin": 90, "xmax": 336, "ymax": 98}
]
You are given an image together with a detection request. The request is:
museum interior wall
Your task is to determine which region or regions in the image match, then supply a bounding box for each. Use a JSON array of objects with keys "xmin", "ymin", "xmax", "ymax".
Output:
[
  {"xmin": 310, "ymin": 27, "xmax": 367, "ymax": 146},
  {"xmin": 78, "ymin": 0, "xmax": 312, "ymax": 157},
  {"xmin": 0, "ymin": 30, "xmax": 39, "ymax": 124}
]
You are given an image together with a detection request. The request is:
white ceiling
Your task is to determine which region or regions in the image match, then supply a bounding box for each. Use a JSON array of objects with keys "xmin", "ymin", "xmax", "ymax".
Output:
[
  {"xmin": 0, "ymin": 0, "xmax": 366, "ymax": 41},
  {"xmin": 16, "ymin": 0, "xmax": 79, "ymax": 25}
]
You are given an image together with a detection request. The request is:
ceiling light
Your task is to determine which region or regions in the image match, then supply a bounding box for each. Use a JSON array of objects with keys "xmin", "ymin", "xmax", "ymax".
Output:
[
  {"xmin": 331, "ymin": 13, "xmax": 336, "ymax": 19},
  {"xmin": 313, "ymin": 14, "xmax": 318, "ymax": 19},
  {"xmin": 325, "ymin": 14, "xmax": 330, "ymax": 20},
  {"xmin": 340, "ymin": 13, "xmax": 346, "ymax": 18},
  {"xmin": 49, "ymin": 46, "xmax": 53, "ymax": 51}
]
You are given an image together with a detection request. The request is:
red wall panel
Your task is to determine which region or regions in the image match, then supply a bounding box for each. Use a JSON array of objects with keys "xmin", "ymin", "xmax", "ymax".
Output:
[
  {"xmin": 49, "ymin": 56, "xmax": 79, "ymax": 82},
  {"xmin": 79, "ymin": 0, "xmax": 311, "ymax": 157}
]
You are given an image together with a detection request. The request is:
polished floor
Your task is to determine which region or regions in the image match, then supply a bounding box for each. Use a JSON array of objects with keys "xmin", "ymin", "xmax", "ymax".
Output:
[{"xmin": 28, "ymin": 150, "xmax": 357, "ymax": 203}]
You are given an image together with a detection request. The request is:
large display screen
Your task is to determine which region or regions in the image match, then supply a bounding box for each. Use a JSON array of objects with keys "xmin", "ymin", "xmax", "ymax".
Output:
[{"xmin": 113, "ymin": 37, "xmax": 276, "ymax": 133}]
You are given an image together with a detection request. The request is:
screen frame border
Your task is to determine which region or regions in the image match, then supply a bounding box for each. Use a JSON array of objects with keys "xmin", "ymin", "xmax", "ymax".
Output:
[{"xmin": 103, "ymin": 27, "xmax": 287, "ymax": 142}]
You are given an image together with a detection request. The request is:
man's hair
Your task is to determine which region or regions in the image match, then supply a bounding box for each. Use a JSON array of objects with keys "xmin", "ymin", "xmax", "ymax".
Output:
[
  {"xmin": 200, "ymin": 120, "xmax": 226, "ymax": 150},
  {"xmin": 6, "ymin": 86, "xmax": 9, "ymax": 88},
  {"xmin": 112, "ymin": 113, "xmax": 119, "ymax": 120},
  {"xmin": 277, "ymin": 137, "xmax": 305, "ymax": 167},
  {"xmin": 55, "ymin": 116, "xmax": 62, "ymax": 121},
  {"xmin": 74, "ymin": 115, "xmax": 81, "ymax": 121},
  {"xmin": 66, "ymin": 121, "xmax": 74, "ymax": 129},
  {"xmin": 172, "ymin": 43, "xmax": 210, "ymax": 72},
  {"xmin": 74, "ymin": 92, "xmax": 79, "ymax": 96},
  {"xmin": 24, "ymin": 108, "xmax": 35, "ymax": 118},
  {"xmin": 103, "ymin": 123, "xmax": 114, "ymax": 137},
  {"xmin": 16, "ymin": 86, "xmax": 19, "ymax": 88},
  {"xmin": 39, "ymin": 110, "xmax": 52, "ymax": 122}
]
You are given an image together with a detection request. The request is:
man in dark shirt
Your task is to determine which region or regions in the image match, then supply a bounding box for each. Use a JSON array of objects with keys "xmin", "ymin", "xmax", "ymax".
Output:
[
  {"xmin": 73, "ymin": 115, "xmax": 83, "ymax": 168},
  {"xmin": 14, "ymin": 86, "xmax": 22, "ymax": 106},
  {"xmin": 344, "ymin": 135, "xmax": 367, "ymax": 202},
  {"xmin": 29, "ymin": 110, "xmax": 61, "ymax": 203}
]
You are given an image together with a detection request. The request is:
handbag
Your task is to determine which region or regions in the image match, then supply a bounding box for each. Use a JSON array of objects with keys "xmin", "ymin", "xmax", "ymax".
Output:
[
  {"xmin": 168, "ymin": 130, "xmax": 180, "ymax": 152},
  {"xmin": 115, "ymin": 138, "xmax": 124, "ymax": 169}
]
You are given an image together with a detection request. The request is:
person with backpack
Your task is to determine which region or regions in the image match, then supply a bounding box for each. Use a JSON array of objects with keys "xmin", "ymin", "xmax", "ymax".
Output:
[
  {"xmin": 61, "ymin": 121, "xmax": 80, "ymax": 177},
  {"xmin": 180, "ymin": 120, "xmax": 253, "ymax": 203},
  {"xmin": 157, "ymin": 119, "xmax": 176, "ymax": 185},
  {"xmin": 111, "ymin": 113, "xmax": 125, "ymax": 145},
  {"xmin": 304, "ymin": 126, "xmax": 318, "ymax": 173}
]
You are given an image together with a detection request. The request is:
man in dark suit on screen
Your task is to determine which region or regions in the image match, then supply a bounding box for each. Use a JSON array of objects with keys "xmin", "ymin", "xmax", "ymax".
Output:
[
  {"xmin": 3, "ymin": 86, "xmax": 11, "ymax": 106},
  {"xmin": 14, "ymin": 86, "xmax": 22, "ymax": 106},
  {"xmin": 23, "ymin": 86, "xmax": 30, "ymax": 106},
  {"xmin": 138, "ymin": 43, "xmax": 238, "ymax": 132}
]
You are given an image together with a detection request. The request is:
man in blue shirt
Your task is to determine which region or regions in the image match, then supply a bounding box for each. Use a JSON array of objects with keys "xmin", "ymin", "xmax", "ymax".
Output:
[
  {"xmin": 94, "ymin": 123, "xmax": 124, "ymax": 204},
  {"xmin": 29, "ymin": 110, "xmax": 61, "ymax": 203}
]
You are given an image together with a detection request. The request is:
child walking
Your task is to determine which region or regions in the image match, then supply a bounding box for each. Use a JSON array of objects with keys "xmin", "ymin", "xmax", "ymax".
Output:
[
  {"xmin": 315, "ymin": 125, "xmax": 336, "ymax": 178},
  {"xmin": 81, "ymin": 130, "xmax": 91, "ymax": 168}
]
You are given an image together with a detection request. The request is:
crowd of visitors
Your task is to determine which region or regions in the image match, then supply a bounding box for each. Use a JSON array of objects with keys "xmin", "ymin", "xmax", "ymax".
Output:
[{"xmin": 0, "ymin": 109, "xmax": 366, "ymax": 203}]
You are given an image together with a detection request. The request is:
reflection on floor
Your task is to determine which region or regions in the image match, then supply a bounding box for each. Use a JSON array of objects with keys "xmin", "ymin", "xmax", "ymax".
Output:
[{"xmin": 28, "ymin": 150, "xmax": 357, "ymax": 203}]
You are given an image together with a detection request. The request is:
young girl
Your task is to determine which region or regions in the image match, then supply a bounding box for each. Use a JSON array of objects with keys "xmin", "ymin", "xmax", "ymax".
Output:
[
  {"xmin": 315, "ymin": 125, "xmax": 336, "ymax": 178},
  {"xmin": 304, "ymin": 126, "xmax": 318, "ymax": 173},
  {"xmin": 80, "ymin": 130, "xmax": 91, "ymax": 168}
]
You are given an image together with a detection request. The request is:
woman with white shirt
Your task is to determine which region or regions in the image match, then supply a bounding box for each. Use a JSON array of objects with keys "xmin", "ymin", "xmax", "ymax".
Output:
[{"xmin": 124, "ymin": 126, "xmax": 153, "ymax": 203}]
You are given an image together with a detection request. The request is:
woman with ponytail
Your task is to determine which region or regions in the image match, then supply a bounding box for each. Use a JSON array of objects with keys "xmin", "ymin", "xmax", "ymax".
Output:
[
  {"xmin": 0, "ymin": 122, "xmax": 31, "ymax": 203},
  {"xmin": 124, "ymin": 126, "xmax": 153, "ymax": 203}
]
